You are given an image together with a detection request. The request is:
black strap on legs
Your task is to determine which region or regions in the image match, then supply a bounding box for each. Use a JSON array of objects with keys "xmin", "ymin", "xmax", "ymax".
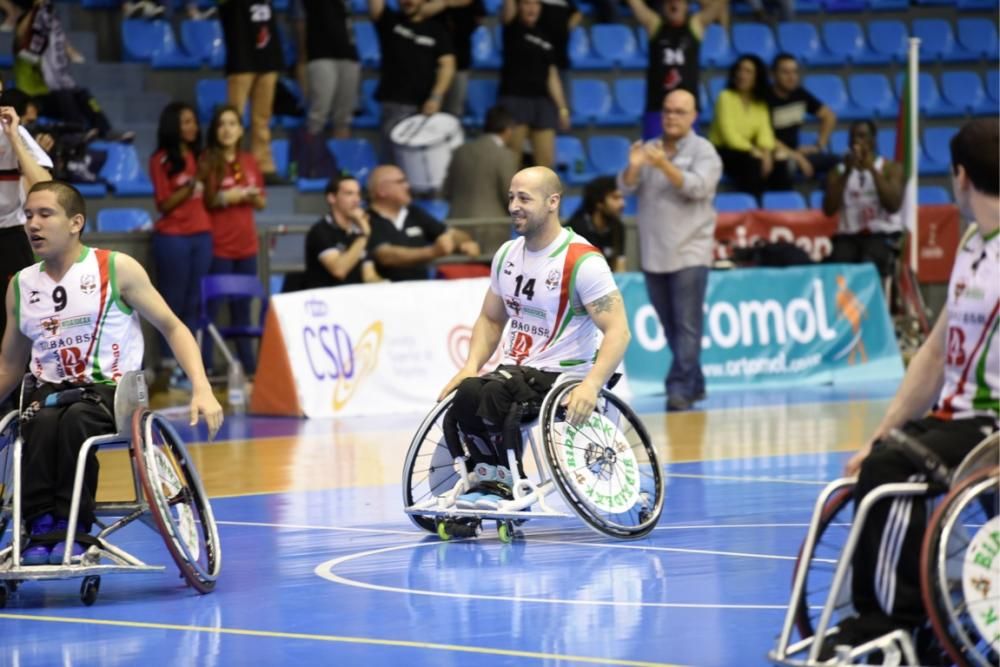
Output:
[{"xmin": 884, "ymin": 428, "xmax": 952, "ymax": 493}]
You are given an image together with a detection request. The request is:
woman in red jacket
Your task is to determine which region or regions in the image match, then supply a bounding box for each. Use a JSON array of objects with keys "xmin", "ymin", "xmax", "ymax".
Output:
[
  {"xmin": 150, "ymin": 101, "xmax": 212, "ymax": 389},
  {"xmin": 200, "ymin": 104, "xmax": 266, "ymax": 374}
]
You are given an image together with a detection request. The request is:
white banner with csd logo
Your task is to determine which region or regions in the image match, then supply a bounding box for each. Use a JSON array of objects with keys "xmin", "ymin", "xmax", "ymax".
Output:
[{"xmin": 253, "ymin": 279, "xmax": 497, "ymax": 418}]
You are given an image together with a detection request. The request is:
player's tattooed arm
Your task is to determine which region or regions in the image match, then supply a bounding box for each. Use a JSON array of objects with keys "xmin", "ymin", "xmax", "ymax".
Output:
[{"xmin": 586, "ymin": 290, "xmax": 624, "ymax": 316}]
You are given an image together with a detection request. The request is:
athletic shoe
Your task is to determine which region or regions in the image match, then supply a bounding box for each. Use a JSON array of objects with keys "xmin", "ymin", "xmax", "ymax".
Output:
[
  {"xmin": 474, "ymin": 493, "xmax": 505, "ymax": 510},
  {"xmin": 472, "ymin": 481, "xmax": 514, "ymax": 510},
  {"xmin": 48, "ymin": 519, "xmax": 86, "ymax": 565},
  {"xmin": 22, "ymin": 513, "xmax": 54, "ymax": 565},
  {"xmin": 455, "ymin": 491, "xmax": 485, "ymax": 509}
]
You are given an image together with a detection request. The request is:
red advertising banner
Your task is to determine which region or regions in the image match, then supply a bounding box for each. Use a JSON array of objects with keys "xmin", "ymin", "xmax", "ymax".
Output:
[{"xmin": 711, "ymin": 204, "xmax": 961, "ymax": 284}]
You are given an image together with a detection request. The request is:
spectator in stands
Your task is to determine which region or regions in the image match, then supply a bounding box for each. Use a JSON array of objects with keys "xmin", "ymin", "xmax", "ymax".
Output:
[
  {"xmin": 709, "ymin": 54, "xmax": 775, "ymax": 199},
  {"xmin": 765, "ymin": 53, "xmax": 838, "ymax": 190},
  {"xmin": 294, "ymin": 0, "xmax": 360, "ymax": 143},
  {"xmin": 618, "ymin": 89, "xmax": 721, "ymax": 411},
  {"xmin": 419, "ymin": 0, "xmax": 486, "ymax": 119},
  {"xmin": 744, "ymin": 0, "xmax": 791, "ymax": 23},
  {"xmin": 303, "ymin": 174, "xmax": 383, "ymax": 289},
  {"xmin": 218, "ymin": 0, "xmax": 283, "ymax": 184},
  {"xmin": 14, "ymin": 0, "xmax": 134, "ymax": 143},
  {"xmin": 123, "ymin": 0, "xmax": 216, "ymax": 20},
  {"xmin": 367, "ymin": 165, "xmax": 480, "ymax": 281},
  {"xmin": 822, "ymin": 119, "xmax": 905, "ymax": 279},
  {"xmin": 199, "ymin": 104, "xmax": 266, "ymax": 374},
  {"xmin": 150, "ymin": 101, "xmax": 213, "ymax": 390},
  {"xmin": 0, "ymin": 0, "xmax": 23, "ymax": 32},
  {"xmin": 625, "ymin": 0, "xmax": 727, "ymax": 139},
  {"xmin": 566, "ymin": 175, "xmax": 626, "ymax": 272},
  {"xmin": 0, "ymin": 86, "xmax": 52, "ymax": 369},
  {"xmin": 370, "ymin": 0, "xmax": 456, "ymax": 159},
  {"xmin": 537, "ymin": 0, "xmax": 581, "ymax": 91},
  {"xmin": 442, "ymin": 105, "xmax": 519, "ymax": 219},
  {"xmin": 498, "ymin": 0, "xmax": 570, "ymax": 168}
]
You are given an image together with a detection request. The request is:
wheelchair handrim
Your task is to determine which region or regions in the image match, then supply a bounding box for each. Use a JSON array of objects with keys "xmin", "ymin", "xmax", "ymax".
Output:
[{"xmin": 401, "ymin": 394, "xmax": 457, "ymax": 532}]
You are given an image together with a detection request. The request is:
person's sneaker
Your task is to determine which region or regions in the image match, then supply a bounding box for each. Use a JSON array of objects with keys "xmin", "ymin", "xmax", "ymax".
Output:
[
  {"xmin": 48, "ymin": 519, "xmax": 86, "ymax": 565},
  {"xmin": 473, "ymin": 481, "xmax": 514, "ymax": 510},
  {"xmin": 455, "ymin": 490, "xmax": 485, "ymax": 509},
  {"xmin": 666, "ymin": 395, "xmax": 692, "ymax": 412},
  {"xmin": 22, "ymin": 513, "xmax": 54, "ymax": 565}
]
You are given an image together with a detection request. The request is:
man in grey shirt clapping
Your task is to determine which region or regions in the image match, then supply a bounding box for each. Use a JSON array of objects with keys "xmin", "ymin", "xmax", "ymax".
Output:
[{"xmin": 618, "ymin": 89, "xmax": 722, "ymax": 411}]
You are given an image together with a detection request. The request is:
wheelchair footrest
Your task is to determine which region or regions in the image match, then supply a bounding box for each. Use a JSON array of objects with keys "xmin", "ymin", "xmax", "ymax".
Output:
[
  {"xmin": 0, "ymin": 563, "xmax": 165, "ymax": 581},
  {"xmin": 404, "ymin": 506, "xmax": 571, "ymax": 522}
]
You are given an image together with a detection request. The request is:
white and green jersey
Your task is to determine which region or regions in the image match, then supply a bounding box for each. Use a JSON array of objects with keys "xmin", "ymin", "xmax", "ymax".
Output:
[
  {"xmin": 15, "ymin": 246, "xmax": 143, "ymax": 385},
  {"xmin": 490, "ymin": 229, "xmax": 617, "ymax": 373},
  {"xmin": 933, "ymin": 227, "xmax": 999, "ymax": 422}
]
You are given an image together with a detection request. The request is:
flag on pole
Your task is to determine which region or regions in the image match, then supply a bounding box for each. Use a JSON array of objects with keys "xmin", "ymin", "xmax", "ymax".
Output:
[{"xmin": 895, "ymin": 38, "xmax": 921, "ymax": 272}]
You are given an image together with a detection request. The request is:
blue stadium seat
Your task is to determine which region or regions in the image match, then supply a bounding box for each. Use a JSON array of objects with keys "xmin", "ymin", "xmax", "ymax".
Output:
[
  {"xmin": 915, "ymin": 0, "xmax": 954, "ymax": 5},
  {"xmin": 587, "ymin": 135, "xmax": 631, "ymax": 176},
  {"xmin": 94, "ymin": 142, "xmax": 155, "ymax": 197},
  {"xmin": 918, "ymin": 185, "xmax": 951, "ymax": 205},
  {"xmin": 414, "ymin": 199, "xmax": 450, "ymax": 220},
  {"xmin": 570, "ymin": 78, "xmax": 613, "ymax": 125},
  {"xmin": 988, "ymin": 70, "xmax": 1000, "ymax": 105},
  {"xmin": 195, "ymin": 78, "xmax": 229, "ymax": 125},
  {"xmin": 555, "ymin": 135, "xmax": 596, "ymax": 185},
  {"xmin": 865, "ymin": 20, "xmax": 908, "ymax": 65},
  {"xmin": 912, "ymin": 19, "xmax": 976, "ymax": 63},
  {"xmin": 940, "ymin": 71, "xmax": 993, "ymax": 116},
  {"xmin": 956, "ymin": 0, "xmax": 997, "ymax": 9},
  {"xmin": 121, "ymin": 19, "xmax": 201, "ymax": 68},
  {"xmin": 271, "ymin": 138, "xmax": 289, "ymax": 179},
  {"xmin": 762, "ymin": 191, "xmax": 807, "ymax": 210},
  {"xmin": 351, "ymin": 0, "xmax": 367, "ymax": 12},
  {"xmin": 464, "ymin": 78, "xmax": 498, "ymax": 127},
  {"xmin": 921, "ymin": 127, "xmax": 957, "ymax": 175},
  {"xmin": 327, "ymin": 138, "xmax": 378, "ymax": 183},
  {"xmin": 706, "ymin": 75, "xmax": 727, "ymax": 102},
  {"xmin": 590, "ymin": 24, "xmax": 645, "ymax": 69},
  {"xmin": 75, "ymin": 183, "xmax": 109, "ymax": 198},
  {"xmin": 180, "ymin": 19, "xmax": 225, "ymax": 68},
  {"xmin": 828, "ymin": 129, "xmax": 848, "ymax": 155},
  {"xmin": 95, "ymin": 208, "xmax": 152, "ymax": 233},
  {"xmin": 568, "ymin": 26, "xmax": 609, "ymax": 70},
  {"xmin": 804, "ymin": 74, "xmax": 862, "ymax": 120},
  {"xmin": 956, "ymin": 18, "xmax": 999, "ymax": 60},
  {"xmin": 809, "ymin": 190, "xmax": 825, "ymax": 209},
  {"xmin": 698, "ymin": 82, "xmax": 714, "ymax": 124},
  {"xmin": 894, "ymin": 72, "xmax": 961, "ymax": 119},
  {"xmin": 876, "ymin": 127, "xmax": 897, "ymax": 160},
  {"xmin": 867, "ymin": 0, "xmax": 908, "ymax": 9},
  {"xmin": 352, "ymin": 79, "xmax": 380, "ymax": 129},
  {"xmin": 821, "ymin": 21, "xmax": 871, "ymax": 64},
  {"xmin": 848, "ymin": 73, "xmax": 897, "ymax": 119},
  {"xmin": 731, "ymin": 23, "xmax": 776, "ymax": 64},
  {"xmin": 613, "ymin": 78, "xmax": 645, "ymax": 124},
  {"xmin": 821, "ymin": 0, "xmax": 866, "ymax": 11},
  {"xmin": 776, "ymin": 22, "xmax": 838, "ymax": 66},
  {"xmin": 699, "ymin": 24, "xmax": 736, "ymax": 68},
  {"xmin": 560, "ymin": 195, "xmax": 582, "ymax": 219},
  {"xmin": 715, "ymin": 192, "xmax": 758, "ymax": 212},
  {"xmin": 354, "ymin": 21, "xmax": 381, "ymax": 68},
  {"xmin": 470, "ymin": 25, "xmax": 501, "ymax": 69}
]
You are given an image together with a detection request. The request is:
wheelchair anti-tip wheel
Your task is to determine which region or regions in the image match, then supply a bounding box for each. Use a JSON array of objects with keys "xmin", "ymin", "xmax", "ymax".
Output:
[
  {"xmin": 131, "ymin": 409, "xmax": 221, "ymax": 593},
  {"xmin": 540, "ymin": 380, "xmax": 664, "ymax": 539},
  {"xmin": 792, "ymin": 486, "xmax": 856, "ymax": 640},
  {"xmin": 402, "ymin": 395, "xmax": 462, "ymax": 533},
  {"xmin": 921, "ymin": 465, "xmax": 1000, "ymax": 667}
]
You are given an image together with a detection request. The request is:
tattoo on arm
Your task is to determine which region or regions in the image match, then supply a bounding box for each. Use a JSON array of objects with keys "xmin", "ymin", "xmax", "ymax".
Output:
[{"xmin": 587, "ymin": 291, "xmax": 622, "ymax": 315}]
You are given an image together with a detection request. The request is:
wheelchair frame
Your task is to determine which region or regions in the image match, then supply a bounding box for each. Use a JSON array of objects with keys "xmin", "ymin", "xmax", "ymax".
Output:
[
  {"xmin": 0, "ymin": 371, "xmax": 221, "ymax": 607},
  {"xmin": 403, "ymin": 378, "xmax": 665, "ymax": 542},
  {"xmin": 769, "ymin": 434, "xmax": 999, "ymax": 666}
]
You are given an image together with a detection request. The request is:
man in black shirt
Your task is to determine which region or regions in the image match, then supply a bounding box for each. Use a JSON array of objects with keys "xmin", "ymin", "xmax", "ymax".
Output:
[
  {"xmin": 538, "ymin": 0, "xmax": 581, "ymax": 83},
  {"xmin": 565, "ymin": 175, "xmax": 626, "ymax": 272},
  {"xmin": 303, "ymin": 175, "xmax": 382, "ymax": 289},
  {"xmin": 765, "ymin": 53, "xmax": 839, "ymax": 190},
  {"xmin": 369, "ymin": 0, "xmax": 456, "ymax": 158},
  {"xmin": 367, "ymin": 165, "xmax": 481, "ymax": 281}
]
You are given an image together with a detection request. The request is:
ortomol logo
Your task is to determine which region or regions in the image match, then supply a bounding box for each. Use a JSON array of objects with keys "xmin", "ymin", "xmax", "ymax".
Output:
[{"xmin": 634, "ymin": 279, "xmax": 839, "ymax": 351}]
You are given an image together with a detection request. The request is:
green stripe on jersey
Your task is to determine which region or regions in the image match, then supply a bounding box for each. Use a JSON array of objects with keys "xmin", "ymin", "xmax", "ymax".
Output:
[
  {"xmin": 109, "ymin": 252, "xmax": 133, "ymax": 315},
  {"xmin": 971, "ymin": 317, "xmax": 999, "ymax": 414},
  {"xmin": 494, "ymin": 242, "xmax": 513, "ymax": 280},
  {"xmin": 550, "ymin": 251, "xmax": 603, "ymax": 345},
  {"xmin": 12, "ymin": 272, "xmax": 20, "ymax": 331}
]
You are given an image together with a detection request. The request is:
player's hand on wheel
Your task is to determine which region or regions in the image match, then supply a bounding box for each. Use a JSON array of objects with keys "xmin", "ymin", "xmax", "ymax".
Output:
[
  {"xmin": 191, "ymin": 386, "xmax": 224, "ymax": 440},
  {"xmin": 438, "ymin": 368, "xmax": 477, "ymax": 402},
  {"xmin": 561, "ymin": 380, "xmax": 598, "ymax": 427}
]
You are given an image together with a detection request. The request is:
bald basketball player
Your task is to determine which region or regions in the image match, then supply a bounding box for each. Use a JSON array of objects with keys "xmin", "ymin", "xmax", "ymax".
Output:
[{"xmin": 437, "ymin": 166, "xmax": 631, "ymax": 509}]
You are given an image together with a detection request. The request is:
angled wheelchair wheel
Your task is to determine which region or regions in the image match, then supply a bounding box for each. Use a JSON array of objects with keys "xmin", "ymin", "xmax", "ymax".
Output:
[
  {"xmin": 921, "ymin": 465, "xmax": 1000, "ymax": 667},
  {"xmin": 402, "ymin": 394, "xmax": 461, "ymax": 533},
  {"xmin": 793, "ymin": 486, "xmax": 856, "ymax": 640},
  {"xmin": 539, "ymin": 381, "xmax": 664, "ymax": 540},
  {"xmin": 132, "ymin": 409, "xmax": 221, "ymax": 593},
  {"xmin": 0, "ymin": 411, "xmax": 17, "ymax": 544}
]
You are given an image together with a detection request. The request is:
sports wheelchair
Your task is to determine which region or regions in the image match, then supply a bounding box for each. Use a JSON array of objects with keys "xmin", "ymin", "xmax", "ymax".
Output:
[
  {"xmin": 770, "ymin": 431, "xmax": 999, "ymax": 666},
  {"xmin": 402, "ymin": 375, "xmax": 665, "ymax": 542},
  {"xmin": 0, "ymin": 371, "xmax": 221, "ymax": 607}
]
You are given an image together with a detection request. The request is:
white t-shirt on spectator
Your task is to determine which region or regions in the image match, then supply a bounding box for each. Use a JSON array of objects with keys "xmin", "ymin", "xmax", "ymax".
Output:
[{"xmin": 0, "ymin": 127, "xmax": 54, "ymax": 229}]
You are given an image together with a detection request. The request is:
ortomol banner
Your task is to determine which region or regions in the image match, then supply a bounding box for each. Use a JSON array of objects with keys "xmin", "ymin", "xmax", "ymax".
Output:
[{"xmin": 621, "ymin": 263, "xmax": 904, "ymax": 394}]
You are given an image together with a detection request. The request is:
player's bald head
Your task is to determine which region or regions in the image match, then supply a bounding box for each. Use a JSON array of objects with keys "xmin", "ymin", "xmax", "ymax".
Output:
[{"xmin": 511, "ymin": 166, "xmax": 563, "ymax": 199}]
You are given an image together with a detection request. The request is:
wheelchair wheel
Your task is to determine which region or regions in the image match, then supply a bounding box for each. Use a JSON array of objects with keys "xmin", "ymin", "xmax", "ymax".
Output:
[
  {"xmin": 539, "ymin": 380, "xmax": 664, "ymax": 539},
  {"xmin": 131, "ymin": 409, "xmax": 221, "ymax": 593},
  {"xmin": 921, "ymin": 465, "xmax": 1000, "ymax": 667},
  {"xmin": 793, "ymin": 486, "xmax": 856, "ymax": 639},
  {"xmin": 0, "ymin": 411, "xmax": 17, "ymax": 544},
  {"xmin": 402, "ymin": 395, "xmax": 462, "ymax": 533}
]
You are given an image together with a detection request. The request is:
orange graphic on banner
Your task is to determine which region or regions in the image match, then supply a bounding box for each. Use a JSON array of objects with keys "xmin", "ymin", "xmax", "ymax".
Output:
[
  {"xmin": 250, "ymin": 308, "xmax": 302, "ymax": 416},
  {"xmin": 331, "ymin": 321, "xmax": 383, "ymax": 412},
  {"xmin": 834, "ymin": 275, "xmax": 868, "ymax": 365}
]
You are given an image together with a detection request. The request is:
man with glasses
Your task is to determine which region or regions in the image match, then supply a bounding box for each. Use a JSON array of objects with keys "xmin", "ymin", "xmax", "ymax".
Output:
[
  {"xmin": 367, "ymin": 165, "xmax": 480, "ymax": 281},
  {"xmin": 618, "ymin": 89, "xmax": 722, "ymax": 411}
]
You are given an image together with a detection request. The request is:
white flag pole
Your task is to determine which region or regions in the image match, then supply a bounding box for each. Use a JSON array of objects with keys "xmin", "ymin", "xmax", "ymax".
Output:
[{"xmin": 908, "ymin": 37, "xmax": 921, "ymax": 274}]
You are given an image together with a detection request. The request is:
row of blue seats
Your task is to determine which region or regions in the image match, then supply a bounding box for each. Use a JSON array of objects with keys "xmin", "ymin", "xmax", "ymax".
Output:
[
  {"xmin": 121, "ymin": 16, "xmax": 998, "ymax": 73},
  {"xmin": 717, "ymin": 186, "xmax": 954, "ymax": 213}
]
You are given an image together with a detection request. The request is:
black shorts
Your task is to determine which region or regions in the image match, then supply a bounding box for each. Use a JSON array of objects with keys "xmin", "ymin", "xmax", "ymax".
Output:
[{"xmin": 497, "ymin": 95, "xmax": 558, "ymax": 131}]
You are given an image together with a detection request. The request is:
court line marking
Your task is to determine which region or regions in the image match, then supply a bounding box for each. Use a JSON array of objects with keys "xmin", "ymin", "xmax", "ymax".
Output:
[
  {"xmin": 0, "ymin": 612, "xmax": 679, "ymax": 667},
  {"xmin": 663, "ymin": 472, "xmax": 831, "ymax": 486},
  {"xmin": 315, "ymin": 540, "xmax": 792, "ymax": 610},
  {"xmin": 215, "ymin": 520, "xmax": 416, "ymax": 536}
]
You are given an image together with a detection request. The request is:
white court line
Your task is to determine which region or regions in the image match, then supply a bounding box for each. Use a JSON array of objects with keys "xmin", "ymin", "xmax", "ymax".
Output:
[
  {"xmin": 663, "ymin": 472, "xmax": 832, "ymax": 486},
  {"xmin": 313, "ymin": 540, "xmax": 794, "ymax": 610},
  {"xmin": 215, "ymin": 520, "xmax": 416, "ymax": 536}
]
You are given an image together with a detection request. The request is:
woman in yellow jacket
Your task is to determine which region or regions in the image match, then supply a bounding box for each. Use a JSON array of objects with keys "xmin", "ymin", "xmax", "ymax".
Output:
[{"xmin": 708, "ymin": 55, "xmax": 775, "ymax": 200}]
